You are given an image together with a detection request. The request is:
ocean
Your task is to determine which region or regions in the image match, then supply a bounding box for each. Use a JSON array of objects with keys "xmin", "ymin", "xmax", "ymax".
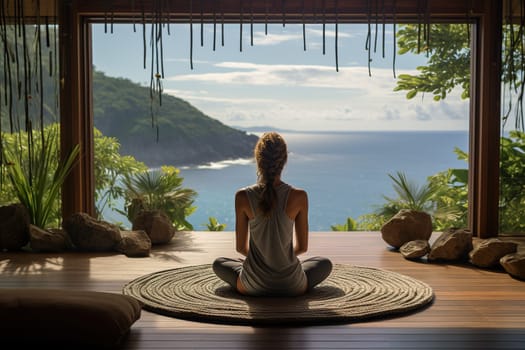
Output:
[{"xmin": 102, "ymin": 130, "xmax": 469, "ymax": 231}]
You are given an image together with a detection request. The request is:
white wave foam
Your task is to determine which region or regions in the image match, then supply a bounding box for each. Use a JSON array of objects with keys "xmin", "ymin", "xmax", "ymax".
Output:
[{"xmin": 197, "ymin": 158, "xmax": 254, "ymax": 170}]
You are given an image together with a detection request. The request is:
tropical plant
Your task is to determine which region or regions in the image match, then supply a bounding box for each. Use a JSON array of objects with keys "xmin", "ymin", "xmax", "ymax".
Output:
[
  {"xmin": 353, "ymin": 212, "xmax": 386, "ymax": 231},
  {"xmin": 1, "ymin": 124, "xmax": 79, "ymax": 228},
  {"xmin": 93, "ymin": 127, "xmax": 148, "ymax": 218},
  {"xmin": 330, "ymin": 217, "xmax": 357, "ymax": 231},
  {"xmin": 395, "ymin": 24, "xmax": 471, "ymax": 101},
  {"xmin": 425, "ymin": 132, "xmax": 525, "ymax": 233},
  {"xmin": 348, "ymin": 132, "xmax": 525, "ymax": 232},
  {"xmin": 204, "ymin": 217, "xmax": 227, "ymax": 231},
  {"xmin": 354, "ymin": 171, "xmax": 457, "ymax": 231},
  {"xmin": 378, "ymin": 171, "xmax": 439, "ymax": 216},
  {"xmin": 395, "ymin": 23, "xmax": 525, "ymax": 129},
  {"xmin": 117, "ymin": 166, "xmax": 197, "ymax": 230},
  {"xmin": 497, "ymin": 130, "xmax": 525, "ymax": 233},
  {"xmin": 426, "ymin": 148, "xmax": 469, "ymax": 231}
]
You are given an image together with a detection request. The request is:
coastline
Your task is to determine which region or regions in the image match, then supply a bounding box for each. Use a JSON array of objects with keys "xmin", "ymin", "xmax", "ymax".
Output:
[{"xmin": 102, "ymin": 130, "xmax": 470, "ymax": 231}]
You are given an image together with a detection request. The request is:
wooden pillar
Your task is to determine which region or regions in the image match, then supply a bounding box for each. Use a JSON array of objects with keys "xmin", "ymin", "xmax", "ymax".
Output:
[
  {"xmin": 59, "ymin": 0, "xmax": 95, "ymax": 221},
  {"xmin": 469, "ymin": 0, "xmax": 502, "ymax": 238}
]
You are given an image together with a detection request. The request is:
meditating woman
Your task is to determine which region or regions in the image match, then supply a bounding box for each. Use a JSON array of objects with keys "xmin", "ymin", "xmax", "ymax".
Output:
[{"xmin": 213, "ymin": 131, "xmax": 333, "ymax": 296}]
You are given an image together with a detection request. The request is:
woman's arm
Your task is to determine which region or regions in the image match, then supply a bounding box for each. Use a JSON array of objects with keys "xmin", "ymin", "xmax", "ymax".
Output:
[
  {"xmin": 291, "ymin": 189, "xmax": 309, "ymax": 256},
  {"xmin": 235, "ymin": 189, "xmax": 250, "ymax": 256}
]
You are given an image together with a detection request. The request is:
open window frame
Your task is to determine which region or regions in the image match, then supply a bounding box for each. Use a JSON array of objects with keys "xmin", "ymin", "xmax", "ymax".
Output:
[{"xmin": 58, "ymin": 0, "xmax": 502, "ymax": 238}]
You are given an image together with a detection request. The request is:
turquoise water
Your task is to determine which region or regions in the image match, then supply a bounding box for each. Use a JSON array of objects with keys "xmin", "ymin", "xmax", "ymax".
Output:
[{"xmin": 103, "ymin": 130, "xmax": 469, "ymax": 231}]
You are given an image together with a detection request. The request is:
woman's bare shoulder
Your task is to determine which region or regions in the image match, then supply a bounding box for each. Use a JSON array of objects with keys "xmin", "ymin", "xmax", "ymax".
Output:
[
  {"xmin": 288, "ymin": 186, "xmax": 308, "ymax": 203},
  {"xmin": 235, "ymin": 188, "xmax": 249, "ymax": 201}
]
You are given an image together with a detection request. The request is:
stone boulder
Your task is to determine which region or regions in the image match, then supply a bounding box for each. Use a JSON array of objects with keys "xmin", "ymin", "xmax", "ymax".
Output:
[
  {"xmin": 0, "ymin": 203, "xmax": 30, "ymax": 251},
  {"xmin": 428, "ymin": 228, "xmax": 473, "ymax": 262},
  {"xmin": 63, "ymin": 212, "xmax": 121, "ymax": 251},
  {"xmin": 380, "ymin": 209, "xmax": 433, "ymax": 249},
  {"xmin": 132, "ymin": 210, "xmax": 175, "ymax": 245},
  {"xmin": 116, "ymin": 230, "xmax": 151, "ymax": 257},
  {"xmin": 500, "ymin": 253, "xmax": 525, "ymax": 280},
  {"xmin": 400, "ymin": 240, "xmax": 431, "ymax": 260},
  {"xmin": 469, "ymin": 238, "xmax": 518, "ymax": 268},
  {"xmin": 29, "ymin": 225, "xmax": 72, "ymax": 252}
]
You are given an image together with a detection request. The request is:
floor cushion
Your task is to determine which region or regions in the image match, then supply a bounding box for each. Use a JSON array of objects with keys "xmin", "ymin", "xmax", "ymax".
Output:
[{"xmin": 0, "ymin": 288, "xmax": 142, "ymax": 348}]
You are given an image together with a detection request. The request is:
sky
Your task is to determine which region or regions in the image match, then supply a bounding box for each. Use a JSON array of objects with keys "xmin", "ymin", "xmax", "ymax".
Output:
[{"xmin": 92, "ymin": 22, "xmax": 470, "ymax": 132}]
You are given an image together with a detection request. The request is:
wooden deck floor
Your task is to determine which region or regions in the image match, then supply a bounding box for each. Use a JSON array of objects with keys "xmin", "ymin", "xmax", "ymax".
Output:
[{"xmin": 1, "ymin": 232, "xmax": 525, "ymax": 349}]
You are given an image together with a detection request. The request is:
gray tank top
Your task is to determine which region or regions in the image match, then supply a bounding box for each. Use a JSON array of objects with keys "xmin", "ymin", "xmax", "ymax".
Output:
[{"xmin": 239, "ymin": 183, "xmax": 307, "ymax": 296}]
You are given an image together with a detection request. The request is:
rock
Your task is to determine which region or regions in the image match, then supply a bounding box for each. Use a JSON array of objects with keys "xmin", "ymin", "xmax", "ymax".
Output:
[
  {"xmin": 428, "ymin": 227, "xmax": 473, "ymax": 262},
  {"xmin": 116, "ymin": 230, "xmax": 151, "ymax": 257},
  {"xmin": 63, "ymin": 212, "xmax": 121, "ymax": 251},
  {"xmin": 469, "ymin": 238, "xmax": 518, "ymax": 268},
  {"xmin": 0, "ymin": 203, "xmax": 30, "ymax": 251},
  {"xmin": 500, "ymin": 253, "xmax": 525, "ymax": 280},
  {"xmin": 400, "ymin": 240, "xmax": 431, "ymax": 259},
  {"xmin": 29, "ymin": 225, "xmax": 72, "ymax": 252},
  {"xmin": 132, "ymin": 210, "xmax": 175, "ymax": 245},
  {"xmin": 380, "ymin": 209, "xmax": 433, "ymax": 249}
]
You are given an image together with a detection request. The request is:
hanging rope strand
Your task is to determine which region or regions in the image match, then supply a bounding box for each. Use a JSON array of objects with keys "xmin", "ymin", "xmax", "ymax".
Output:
[
  {"xmin": 240, "ymin": 0, "xmax": 243, "ymax": 52},
  {"xmin": 393, "ymin": 0, "xmax": 397, "ymax": 78},
  {"xmin": 250, "ymin": 0, "xmax": 254, "ymax": 46},
  {"xmin": 382, "ymin": 0, "xmax": 385, "ymax": 58},
  {"xmin": 221, "ymin": 0, "xmax": 225, "ymax": 46},
  {"xmin": 466, "ymin": 0, "xmax": 471, "ymax": 44},
  {"xmin": 37, "ymin": 0, "xmax": 44, "ymax": 138},
  {"xmin": 374, "ymin": 0, "xmax": 378, "ymax": 53},
  {"xmin": 425, "ymin": 0, "xmax": 430, "ymax": 56},
  {"xmin": 417, "ymin": 0, "xmax": 422, "ymax": 54},
  {"xmin": 213, "ymin": 0, "xmax": 217, "ymax": 50},
  {"xmin": 142, "ymin": 9, "xmax": 146, "ymax": 69},
  {"xmin": 282, "ymin": 0, "xmax": 286, "ymax": 27},
  {"xmin": 190, "ymin": 0, "xmax": 194, "ymax": 69},
  {"xmin": 322, "ymin": 0, "xmax": 326, "ymax": 55},
  {"xmin": 13, "ymin": 0, "xmax": 21, "ymax": 101},
  {"xmin": 517, "ymin": 0, "xmax": 525, "ymax": 130},
  {"xmin": 335, "ymin": 0, "xmax": 339, "ymax": 72},
  {"xmin": 200, "ymin": 0, "xmax": 204, "ymax": 47},
  {"xmin": 265, "ymin": 0, "xmax": 268, "ymax": 35},
  {"xmin": 366, "ymin": 0, "xmax": 372, "ymax": 76}
]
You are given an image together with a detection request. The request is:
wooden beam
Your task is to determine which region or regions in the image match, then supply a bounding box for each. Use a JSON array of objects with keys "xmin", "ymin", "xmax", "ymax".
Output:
[
  {"xmin": 74, "ymin": 0, "xmax": 484, "ymax": 21},
  {"xmin": 1, "ymin": 0, "xmax": 58, "ymax": 19},
  {"xmin": 469, "ymin": 0, "xmax": 502, "ymax": 238},
  {"xmin": 59, "ymin": 0, "xmax": 95, "ymax": 220}
]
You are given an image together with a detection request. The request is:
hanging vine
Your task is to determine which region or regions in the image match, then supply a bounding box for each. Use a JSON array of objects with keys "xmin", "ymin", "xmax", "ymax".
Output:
[
  {"xmin": 502, "ymin": 0, "xmax": 525, "ymax": 131},
  {"xmin": 0, "ymin": 0, "xmax": 60, "ymax": 190},
  {"xmin": 335, "ymin": 0, "xmax": 339, "ymax": 72}
]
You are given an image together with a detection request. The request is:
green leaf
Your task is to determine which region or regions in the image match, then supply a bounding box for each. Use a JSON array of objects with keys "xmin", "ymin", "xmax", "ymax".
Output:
[{"xmin": 406, "ymin": 90, "xmax": 417, "ymax": 99}]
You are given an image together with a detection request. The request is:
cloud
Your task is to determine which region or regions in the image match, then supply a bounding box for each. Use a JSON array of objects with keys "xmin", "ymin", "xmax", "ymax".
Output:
[
  {"xmin": 382, "ymin": 107, "xmax": 400, "ymax": 121},
  {"xmin": 306, "ymin": 28, "xmax": 354, "ymax": 39},
  {"xmin": 163, "ymin": 88, "xmax": 273, "ymax": 104},
  {"xmin": 439, "ymin": 100, "xmax": 467, "ymax": 120},
  {"xmin": 167, "ymin": 61, "xmax": 410, "ymax": 91},
  {"xmin": 162, "ymin": 60, "xmax": 468, "ymax": 131},
  {"xmin": 415, "ymin": 105, "xmax": 432, "ymax": 121},
  {"xmin": 251, "ymin": 32, "xmax": 303, "ymax": 45}
]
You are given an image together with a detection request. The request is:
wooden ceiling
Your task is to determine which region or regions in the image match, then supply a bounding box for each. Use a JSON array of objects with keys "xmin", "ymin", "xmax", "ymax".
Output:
[{"xmin": 3, "ymin": 0, "xmax": 492, "ymax": 22}]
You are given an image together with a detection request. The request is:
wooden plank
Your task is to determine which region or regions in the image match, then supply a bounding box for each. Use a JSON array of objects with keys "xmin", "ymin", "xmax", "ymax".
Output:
[
  {"xmin": 73, "ymin": 0, "xmax": 486, "ymax": 20},
  {"xmin": 1, "ymin": 232, "xmax": 525, "ymax": 349}
]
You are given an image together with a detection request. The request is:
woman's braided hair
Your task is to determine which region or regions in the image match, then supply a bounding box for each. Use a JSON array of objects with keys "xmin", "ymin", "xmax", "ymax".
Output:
[{"xmin": 254, "ymin": 132, "xmax": 288, "ymax": 217}]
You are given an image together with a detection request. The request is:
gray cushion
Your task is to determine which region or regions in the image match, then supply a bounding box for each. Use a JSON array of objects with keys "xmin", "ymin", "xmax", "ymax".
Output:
[{"xmin": 0, "ymin": 288, "xmax": 142, "ymax": 348}]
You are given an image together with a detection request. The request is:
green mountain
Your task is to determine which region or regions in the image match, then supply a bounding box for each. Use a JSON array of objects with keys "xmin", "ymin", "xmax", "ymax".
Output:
[
  {"xmin": 93, "ymin": 70, "xmax": 258, "ymax": 167},
  {"xmin": 0, "ymin": 26, "xmax": 257, "ymax": 168}
]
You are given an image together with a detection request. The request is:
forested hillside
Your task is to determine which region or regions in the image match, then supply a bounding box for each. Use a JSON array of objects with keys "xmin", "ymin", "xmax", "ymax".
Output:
[
  {"xmin": 0, "ymin": 26, "xmax": 257, "ymax": 167},
  {"xmin": 93, "ymin": 70, "xmax": 258, "ymax": 167}
]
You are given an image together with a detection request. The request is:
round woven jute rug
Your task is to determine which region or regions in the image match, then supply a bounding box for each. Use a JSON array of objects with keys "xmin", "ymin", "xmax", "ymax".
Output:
[{"xmin": 123, "ymin": 264, "xmax": 434, "ymax": 326}]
